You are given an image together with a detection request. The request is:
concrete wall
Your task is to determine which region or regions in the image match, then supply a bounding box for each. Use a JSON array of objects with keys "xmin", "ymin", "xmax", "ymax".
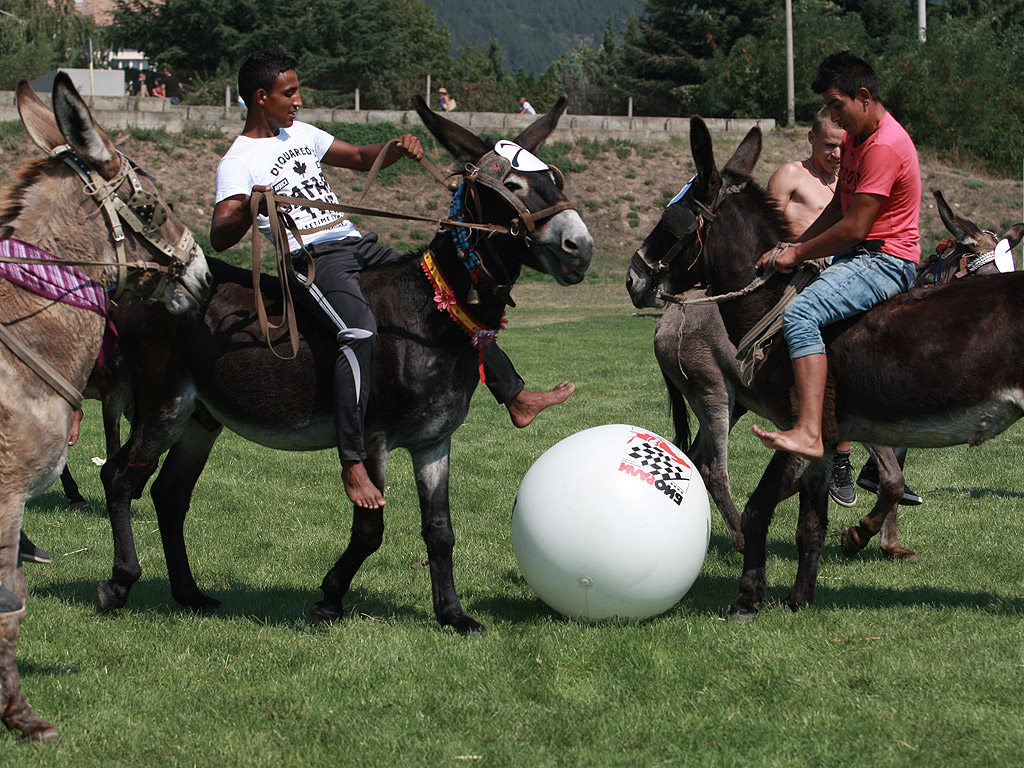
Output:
[{"xmin": 0, "ymin": 90, "xmax": 775, "ymax": 142}]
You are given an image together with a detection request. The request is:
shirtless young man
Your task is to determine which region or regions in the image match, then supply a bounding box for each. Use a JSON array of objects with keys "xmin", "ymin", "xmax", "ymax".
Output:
[{"xmin": 751, "ymin": 51, "xmax": 921, "ymax": 464}]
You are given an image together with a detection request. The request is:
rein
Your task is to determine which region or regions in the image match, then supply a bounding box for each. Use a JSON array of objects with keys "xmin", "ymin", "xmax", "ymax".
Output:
[
  {"xmin": 248, "ymin": 144, "xmax": 574, "ymax": 358},
  {"xmin": 0, "ymin": 146, "xmax": 202, "ymax": 409}
]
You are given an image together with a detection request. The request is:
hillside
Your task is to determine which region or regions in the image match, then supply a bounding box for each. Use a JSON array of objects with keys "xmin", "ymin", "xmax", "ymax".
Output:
[
  {"xmin": 0, "ymin": 125, "xmax": 1019, "ymax": 318},
  {"xmin": 426, "ymin": 0, "xmax": 642, "ymax": 72}
]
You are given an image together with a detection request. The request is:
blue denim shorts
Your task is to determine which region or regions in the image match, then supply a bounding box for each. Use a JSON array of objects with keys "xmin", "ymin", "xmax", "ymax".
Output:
[{"xmin": 782, "ymin": 247, "xmax": 916, "ymax": 359}]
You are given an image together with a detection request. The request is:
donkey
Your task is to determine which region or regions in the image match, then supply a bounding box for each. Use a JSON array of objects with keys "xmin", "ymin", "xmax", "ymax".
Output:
[
  {"xmin": 98, "ymin": 97, "xmax": 592, "ymax": 634},
  {"xmin": 626, "ymin": 117, "xmax": 1024, "ymax": 621},
  {"xmin": 646, "ymin": 190, "xmax": 1010, "ymax": 558},
  {"xmin": 0, "ymin": 75, "xmax": 210, "ymax": 742}
]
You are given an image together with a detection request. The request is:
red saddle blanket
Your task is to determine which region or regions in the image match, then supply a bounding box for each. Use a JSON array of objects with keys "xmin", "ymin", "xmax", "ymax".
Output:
[{"xmin": 0, "ymin": 238, "xmax": 117, "ymax": 366}]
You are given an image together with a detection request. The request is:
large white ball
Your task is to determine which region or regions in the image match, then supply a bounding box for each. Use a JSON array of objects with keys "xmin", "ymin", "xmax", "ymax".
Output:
[{"xmin": 511, "ymin": 424, "xmax": 711, "ymax": 621}]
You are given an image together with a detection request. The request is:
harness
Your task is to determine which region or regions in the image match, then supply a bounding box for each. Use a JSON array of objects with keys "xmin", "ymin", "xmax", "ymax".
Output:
[
  {"xmin": 248, "ymin": 141, "xmax": 574, "ymax": 360},
  {"xmin": 0, "ymin": 147, "xmax": 202, "ymax": 408},
  {"xmin": 630, "ymin": 175, "xmax": 748, "ymax": 300}
]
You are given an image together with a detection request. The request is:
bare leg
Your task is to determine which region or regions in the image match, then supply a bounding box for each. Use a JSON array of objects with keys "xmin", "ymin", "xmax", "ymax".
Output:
[
  {"xmin": 752, "ymin": 353, "xmax": 826, "ymax": 459},
  {"xmin": 506, "ymin": 381, "xmax": 575, "ymax": 428},
  {"xmin": 342, "ymin": 460, "xmax": 386, "ymax": 509}
]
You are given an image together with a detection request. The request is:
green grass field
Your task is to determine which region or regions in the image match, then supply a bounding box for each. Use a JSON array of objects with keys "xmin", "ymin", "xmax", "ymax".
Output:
[{"xmin": 7, "ymin": 297, "xmax": 1024, "ymax": 766}]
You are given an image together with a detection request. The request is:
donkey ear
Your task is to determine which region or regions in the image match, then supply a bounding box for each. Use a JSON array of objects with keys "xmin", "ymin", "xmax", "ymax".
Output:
[
  {"xmin": 16, "ymin": 80, "xmax": 64, "ymax": 152},
  {"xmin": 413, "ymin": 95, "xmax": 490, "ymax": 163},
  {"xmin": 722, "ymin": 126, "xmax": 762, "ymax": 178},
  {"xmin": 690, "ymin": 117, "xmax": 720, "ymax": 193},
  {"xmin": 934, "ymin": 189, "xmax": 982, "ymax": 242},
  {"xmin": 1000, "ymin": 223, "xmax": 1024, "ymax": 251},
  {"xmin": 512, "ymin": 96, "xmax": 567, "ymax": 152},
  {"xmin": 52, "ymin": 72, "xmax": 120, "ymax": 179}
]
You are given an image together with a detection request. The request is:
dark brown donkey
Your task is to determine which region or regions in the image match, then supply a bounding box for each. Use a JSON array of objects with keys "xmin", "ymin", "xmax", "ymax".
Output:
[
  {"xmin": 636, "ymin": 190, "xmax": 1011, "ymax": 558},
  {"xmin": 0, "ymin": 76, "xmax": 209, "ymax": 742},
  {"xmin": 626, "ymin": 117, "xmax": 1024, "ymax": 621},
  {"xmin": 98, "ymin": 97, "xmax": 592, "ymax": 634}
]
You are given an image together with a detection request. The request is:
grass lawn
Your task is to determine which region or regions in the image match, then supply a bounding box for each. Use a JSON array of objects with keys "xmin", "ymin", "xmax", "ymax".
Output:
[{"xmin": 7, "ymin": 288, "xmax": 1024, "ymax": 766}]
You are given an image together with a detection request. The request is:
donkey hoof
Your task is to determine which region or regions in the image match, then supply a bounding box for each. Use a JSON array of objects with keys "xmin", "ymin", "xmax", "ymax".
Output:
[
  {"xmin": 183, "ymin": 595, "xmax": 222, "ymax": 616},
  {"xmin": 24, "ymin": 723, "xmax": 60, "ymax": 744},
  {"xmin": 729, "ymin": 607, "xmax": 757, "ymax": 625},
  {"xmin": 841, "ymin": 526, "xmax": 866, "ymax": 558},
  {"xmin": 96, "ymin": 580, "xmax": 127, "ymax": 612},
  {"xmin": 883, "ymin": 546, "xmax": 919, "ymax": 563},
  {"xmin": 446, "ymin": 615, "xmax": 486, "ymax": 635},
  {"xmin": 310, "ymin": 600, "xmax": 344, "ymax": 625}
]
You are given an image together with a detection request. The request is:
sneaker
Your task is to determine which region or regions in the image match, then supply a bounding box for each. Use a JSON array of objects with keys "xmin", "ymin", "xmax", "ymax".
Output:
[
  {"xmin": 19, "ymin": 531, "xmax": 52, "ymax": 565},
  {"xmin": 857, "ymin": 461, "xmax": 923, "ymax": 506},
  {"xmin": 829, "ymin": 452, "xmax": 858, "ymax": 507},
  {"xmin": 0, "ymin": 579, "xmax": 23, "ymax": 617}
]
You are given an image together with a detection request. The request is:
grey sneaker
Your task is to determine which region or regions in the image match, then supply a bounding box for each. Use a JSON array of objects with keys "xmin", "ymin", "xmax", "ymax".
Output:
[
  {"xmin": 19, "ymin": 531, "xmax": 51, "ymax": 564},
  {"xmin": 857, "ymin": 460, "xmax": 923, "ymax": 506},
  {"xmin": 829, "ymin": 452, "xmax": 858, "ymax": 507},
  {"xmin": 0, "ymin": 579, "xmax": 23, "ymax": 617}
]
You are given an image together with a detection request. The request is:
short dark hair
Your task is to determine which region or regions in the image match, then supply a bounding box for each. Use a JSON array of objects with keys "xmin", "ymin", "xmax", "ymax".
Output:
[
  {"xmin": 811, "ymin": 107, "xmax": 839, "ymax": 135},
  {"xmin": 811, "ymin": 51, "xmax": 881, "ymax": 101},
  {"xmin": 238, "ymin": 49, "xmax": 298, "ymax": 108}
]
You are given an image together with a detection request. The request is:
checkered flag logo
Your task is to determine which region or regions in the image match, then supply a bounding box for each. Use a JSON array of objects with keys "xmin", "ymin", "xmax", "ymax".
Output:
[{"xmin": 626, "ymin": 444, "xmax": 689, "ymax": 482}]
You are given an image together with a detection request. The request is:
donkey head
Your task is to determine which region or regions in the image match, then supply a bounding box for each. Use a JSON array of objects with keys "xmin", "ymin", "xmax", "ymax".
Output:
[
  {"xmin": 413, "ymin": 96, "xmax": 592, "ymax": 287},
  {"xmin": 627, "ymin": 117, "xmax": 773, "ymax": 308},
  {"xmin": 915, "ymin": 190, "xmax": 1024, "ymax": 286},
  {"xmin": 11, "ymin": 74, "xmax": 210, "ymax": 314}
]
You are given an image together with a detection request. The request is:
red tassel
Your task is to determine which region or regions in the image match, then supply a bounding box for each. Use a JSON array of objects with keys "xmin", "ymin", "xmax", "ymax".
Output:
[{"xmin": 478, "ymin": 348, "xmax": 486, "ymax": 384}]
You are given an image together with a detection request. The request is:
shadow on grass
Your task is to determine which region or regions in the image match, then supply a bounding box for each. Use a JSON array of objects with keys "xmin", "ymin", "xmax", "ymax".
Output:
[
  {"xmin": 932, "ymin": 485, "xmax": 1024, "ymax": 500},
  {"xmin": 29, "ymin": 578, "xmax": 432, "ymax": 630}
]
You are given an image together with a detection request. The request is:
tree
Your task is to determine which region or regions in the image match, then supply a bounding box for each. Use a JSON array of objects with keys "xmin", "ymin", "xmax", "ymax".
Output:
[
  {"xmin": 107, "ymin": 0, "xmax": 451, "ymax": 108},
  {"xmin": 0, "ymin": 0, "xmax": 95, "ymax": 89}
]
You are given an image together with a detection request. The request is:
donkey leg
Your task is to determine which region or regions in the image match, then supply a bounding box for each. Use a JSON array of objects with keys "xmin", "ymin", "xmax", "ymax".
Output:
[
  {"xmin": 730, "ymin": 451, "xmax": 800, "ymax": 622},
  {"xmin": 59, "ymin": 465, "xmax": 87, "ymax": 508},
  {"xmin": 150, "ymin": 418, "xmax": 223, "ymax": 613},
  {"xmin": 785, "ymin": 458, "xmax": 830, "ymax": 610},
  {"xmin": 312, "ymin": 445, "xmax": 391, "ymax": 624},
  {"xmin": 98, "ymin": 405, "xmax": 191, "ymax": 611},
  {"xmin": 841, "ymin": 446, "xmax": 909, "ymax": 558},
  {"xmin": 410, "ymin": 441, "xmax": 482, "ymax": 634},
  {"xmin": 0, "ymin": 508, "xmax": 58, "ymax": 742}
]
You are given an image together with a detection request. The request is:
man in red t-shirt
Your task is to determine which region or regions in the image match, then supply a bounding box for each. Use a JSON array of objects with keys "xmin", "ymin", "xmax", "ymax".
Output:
[{"xmin": 751, "ymin": 51, "xmax": 921, "ymax": 459}]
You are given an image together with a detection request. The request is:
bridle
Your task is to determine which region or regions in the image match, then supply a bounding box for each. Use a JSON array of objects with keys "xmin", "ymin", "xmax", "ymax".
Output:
[
  {"xmin": 0, "ymin": 148, "xmax": 203, "ymax": 409},
  {"xmin": 631, "ymin": 174, "xmax": 746, "ymax": 287},
  {"xmin": 50, "ymin": 145, "xmax": 201, "ymax": 300},
  {"xmin": 452, "ymin": 149, "xmax": 573, "ymax": 306},
  {"xmin": 916, "ymin": 232, "xmax": 1002, "ymax": 287}
]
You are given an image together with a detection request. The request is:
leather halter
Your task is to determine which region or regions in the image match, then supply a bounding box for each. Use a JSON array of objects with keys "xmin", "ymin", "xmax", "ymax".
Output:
[
  {"xmin": 52, "ymin": 145, "xmax": 199, "ymax": 298},
  {"xmin": 631, "ymin": 175, "xmax": 745, "ymax": 282},
  {"xmin": 463, "ymin": 151, "xmax": 572, "ymax": 238}
]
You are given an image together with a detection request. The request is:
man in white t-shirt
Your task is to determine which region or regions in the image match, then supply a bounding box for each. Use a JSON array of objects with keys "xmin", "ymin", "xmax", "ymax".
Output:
[
  {"xmin": 517, "ymin": 97, "xmax": 536, "ymax": 115},
  {"xmin": 212, "ymin": 50, "xmax": 573, "ymax": 510}
]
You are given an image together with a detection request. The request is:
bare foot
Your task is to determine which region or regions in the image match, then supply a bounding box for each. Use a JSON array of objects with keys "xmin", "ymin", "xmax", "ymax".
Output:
[
  {"xmin": 68, "ymin": 408, "xmax": 83, "ymax": 446},
  {"xmin": 342, "ymin": 460, "xmax": 386, "ymax": 509},
  {"xmin": 751, "ymin": 423, "xmax": 823, "ymax": 459},
  {"xmin": 507, "ymin": 381, "xmax": 576, "ymax": 428}
]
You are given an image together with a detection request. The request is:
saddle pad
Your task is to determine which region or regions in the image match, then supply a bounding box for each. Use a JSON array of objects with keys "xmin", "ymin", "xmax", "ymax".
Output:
[{"xmin": 0, "ymin": 238, "xmax": 117, "ymax": 365}]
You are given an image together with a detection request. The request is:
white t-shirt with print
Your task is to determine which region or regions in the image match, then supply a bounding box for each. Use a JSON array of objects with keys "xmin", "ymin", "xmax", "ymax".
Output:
[{"xmin": 215, "ymin": 120, "xmax": 361, "ymax": 253}]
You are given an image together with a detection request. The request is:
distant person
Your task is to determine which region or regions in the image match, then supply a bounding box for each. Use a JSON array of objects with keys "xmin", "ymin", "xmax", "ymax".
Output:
[
  {"xmin": 130, "ymin": 72, "xmax": 149, "ymax": 97},
  {"xmin": 438, "ymin": 87, "xmax": 455, "ymax": 112},
  {"xmin": 160, "ymin": 66, "xmax": 182, "ymax": 105},
  {"xmin": 151, "ymin": 79, "xmax": 166, "ymax": 98},
  {"xmin": 517, "ymin": 97, "xmax": 536, "ymax": 115}
]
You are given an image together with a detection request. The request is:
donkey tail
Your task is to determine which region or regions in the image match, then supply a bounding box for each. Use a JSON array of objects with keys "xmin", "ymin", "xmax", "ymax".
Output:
[{"xmin": 662, "ymin": 370, "xmax": 692, "ymax": 452}]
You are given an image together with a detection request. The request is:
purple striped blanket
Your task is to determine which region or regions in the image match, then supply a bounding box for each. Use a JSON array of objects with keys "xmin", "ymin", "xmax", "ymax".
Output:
[{"xmin": 0, "ymin": 238, "xmax": 117, "ymax": 366}]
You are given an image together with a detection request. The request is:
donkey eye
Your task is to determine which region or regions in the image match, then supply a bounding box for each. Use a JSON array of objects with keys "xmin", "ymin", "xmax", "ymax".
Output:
[{"xmin": 504, "ymin": 179, "xmax": 524, "ymax": 193}]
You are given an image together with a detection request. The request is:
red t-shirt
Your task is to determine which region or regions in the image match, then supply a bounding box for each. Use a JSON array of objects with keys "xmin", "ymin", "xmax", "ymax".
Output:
[{"xmin": 838, "ymin": 111, "xmax": 921, "ymax": 263}]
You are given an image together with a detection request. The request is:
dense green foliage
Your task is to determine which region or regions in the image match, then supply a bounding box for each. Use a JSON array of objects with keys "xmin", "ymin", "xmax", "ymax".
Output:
[
  {"xmin": 2, "ymin": 0, "xmax": 1021, "ymax": 171},
  {"xmin": 0, "ymin": 0, "xmax": 95, "ymax": 89},
  {"xmin": 426, "ymin": 0, "xmax": 641, "ymax": 72}
]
